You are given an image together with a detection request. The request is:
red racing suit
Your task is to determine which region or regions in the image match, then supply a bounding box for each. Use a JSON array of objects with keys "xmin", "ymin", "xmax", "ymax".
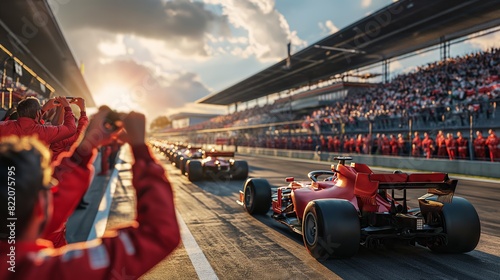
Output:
[
  {"xmin": 381, "ymin": 137, "xmax": 391, "ymax": 155},
  {"xmin": 0, "ymin": 107, "xmax": 76, "ymax": 145},
  {"xmin": 456, "ymin": 136, "xmax": 468, "ymax": 159},
  {"xmin": 42, "ymin": 140, "xmax": 96, "ymax": 247},
  {"xmin": 333, "ymin": 137, "xmax": 341, "ymax": 153},
  {"xmin": 437, "ymin": 135, "xmax": 447, "ymax": 158},
  {"xmin": 412, "ymin": 136, "xmax": 421, "ymax": 157},
  {"xmin": 327, "ymin": 137, "xmax": 334, "ymax": 152},
  {"xmin": 486, "ymin": 134, "xmax": 499, "ymax": 162},
  {"xmin": 473, "ymin": 136, "xmax": 486, "ymax": 160},
  {"xmin": 390, "ymin": 137, "xmax": 398, "ymax": 156},
  {"xmin": 421, "ymin": 137, "xmax": 434, "ymax": 159},
  {"xmin": 355, "ymin": 138, "xmax": 363, "ymax": 154},
  {"xmin": 50, "ymin": 112, "xmax": 89, "ymax": 162},
  {"xmin": 0, "ymin": 144, "xmax": 180, "ymax": 279},
  {"xmin": 445, "ymin": 137, "xmax": 457, "ymax": 160}
]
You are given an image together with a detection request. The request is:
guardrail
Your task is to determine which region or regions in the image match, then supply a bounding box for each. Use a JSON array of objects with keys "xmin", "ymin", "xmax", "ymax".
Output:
[{"xmin": 220, "ymin": 145, "xmax": 500, "ymax": 179}]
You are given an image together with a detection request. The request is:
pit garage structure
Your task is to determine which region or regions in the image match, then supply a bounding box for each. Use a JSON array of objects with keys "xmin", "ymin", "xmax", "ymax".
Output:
[{"xmin": 0, "ymin": 0, "xmax": 94, "ymax": 108}]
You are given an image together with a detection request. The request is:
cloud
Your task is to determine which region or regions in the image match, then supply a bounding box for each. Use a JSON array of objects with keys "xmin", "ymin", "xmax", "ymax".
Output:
[
  {"xmin": 389, "ymin": 59, "xmax": 403, "ymax": 72},
  {"xmin": 59, "ymin": 28, "xmax": 219, "ymax": 119},
  {"xmin": 53, "ymin": 0, "xmax": 307, "ymax": 61},
  {"xmin": 50, "ymin": 0, "xmax": 308, "ymax": 119},
  {"xmin": 319, "ymin": 20, "xmax": 339, "ymax": 35},
  {"xmin": 361, "ymin": 0, "xmax": 372, "ymax": 8},
  {"xmin": 51, "ymin": 0, "xmax": 231, "ymax": 57},
  {"xmin": 467, "ymin": 31, "xmax": 500, "ymax": 50},
  {"xmin": 205, "ymin": 0, "xmax": 307, "ymax": 61},
  {"xmin": 88, "ymin": 59, "xmax": 211, "ymax": 120},
  {"xmin": 97, "ymin": 35, "xmax": 129, "ymax": 57},
  {"xmin": 53, "ymin": 0, "xmax": 307, "ymax": 64}
]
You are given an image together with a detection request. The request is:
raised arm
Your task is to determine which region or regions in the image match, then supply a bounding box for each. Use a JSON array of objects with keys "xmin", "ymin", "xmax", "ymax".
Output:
[
  {"xmin": 41, "ymin": 112, "xmax": 180, "ymax": 279},
  {"xmin": 43, "ymin": 106, "xmax": 117, "ymax": 238},
  {"xmin": 39, "ymin": 97, "xmax": 77, "ymax": 144}
]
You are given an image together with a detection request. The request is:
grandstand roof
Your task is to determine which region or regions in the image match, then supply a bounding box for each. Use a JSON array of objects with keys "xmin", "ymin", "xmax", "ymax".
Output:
[
  {"xmin": 198, "ymin": 0, "xmax": 500, "ymax": 106},
  {"xmin": 0, "ymin": 0, "xmax": 95, "ymax": 106}
]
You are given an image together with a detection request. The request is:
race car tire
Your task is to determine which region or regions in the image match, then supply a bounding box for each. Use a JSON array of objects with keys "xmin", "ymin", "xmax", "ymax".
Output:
[
  {"xmin": 187, "ymin": 160, "xmax": 203, "ymax": 182},
  {"xmin": 175, "ymin": 154, "xmax": 182, "ymax": 168},
  {"xmin": 232, "ymin": 160, "xmax": 249, "ymax": 180},
  {"xmin": 302, "ymin": 199, "xmax": 360, "ymax": 260},
  {"xmin": 180, "ymin": 157, "xmax": 190, "ymax": 175},
  {"xmin": 243, "ymin": 178, "xmax": 271, "ymax": 215},
  {"xmin": 427, "ymin": 196, "xmax": 480, "ymax": 253}
]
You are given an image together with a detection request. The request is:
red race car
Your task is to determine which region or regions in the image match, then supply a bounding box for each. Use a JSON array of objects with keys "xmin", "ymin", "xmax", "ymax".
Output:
[
  {"xmin": 186, "ymin": 150, "xmax": 248, "ymax": 182},
  {"xmin": 238, "ymin": 157, "xmax": 480, "ymax": 260},
  {"xmin": 177, "ymin": 146, "xmax": 204, "ymax": 175}
]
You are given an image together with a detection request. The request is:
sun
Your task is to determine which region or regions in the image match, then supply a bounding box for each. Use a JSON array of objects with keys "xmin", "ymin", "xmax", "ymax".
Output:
[{"xmin": 94, "ymin": 83, "xmax": 137, "ymax": 112}]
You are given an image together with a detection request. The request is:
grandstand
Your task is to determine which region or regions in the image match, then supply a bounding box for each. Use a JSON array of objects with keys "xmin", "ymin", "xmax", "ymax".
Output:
[
  {"xmin": 198, "ymin": 0, "xmax": 500, "ymax": 107},
  {"xmin": 157, "ymin": 0, "xmax": 500, "ymax": 162}
]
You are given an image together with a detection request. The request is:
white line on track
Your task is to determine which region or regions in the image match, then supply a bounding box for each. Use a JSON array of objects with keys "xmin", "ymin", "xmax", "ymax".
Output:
[
  {"xmin": 177, "ymin": 211, "xmax": 219, "ymax": 280},
  {"xmin": 88, "ymin": 152, "xmax": 123, "ymax": 240}
]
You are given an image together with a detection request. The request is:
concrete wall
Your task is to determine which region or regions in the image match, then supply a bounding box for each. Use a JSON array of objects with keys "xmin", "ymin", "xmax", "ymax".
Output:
[{"xmin": 232, "ymin": 146, "xmax": 500, "ymax": 178}]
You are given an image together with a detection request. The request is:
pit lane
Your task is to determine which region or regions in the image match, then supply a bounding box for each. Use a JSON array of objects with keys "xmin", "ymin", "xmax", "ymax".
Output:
[{"xmin": 110, "ymin": 151, "xmax": 500, "ymax": 279}]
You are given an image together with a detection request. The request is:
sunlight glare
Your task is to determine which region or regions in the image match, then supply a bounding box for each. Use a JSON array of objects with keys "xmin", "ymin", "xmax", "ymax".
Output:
[{"xmin": 94, "ymin": 83, "xmax": 138, "ymax": 112}]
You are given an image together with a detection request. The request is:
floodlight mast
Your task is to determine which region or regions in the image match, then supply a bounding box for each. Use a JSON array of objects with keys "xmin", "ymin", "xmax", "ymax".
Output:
[{"xmin": 314, "ymin": 45, "xmax": 366, "ymax": 54}]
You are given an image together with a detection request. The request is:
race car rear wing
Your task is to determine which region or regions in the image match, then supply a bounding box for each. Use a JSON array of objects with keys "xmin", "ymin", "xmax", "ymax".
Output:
[
  {"xmin": 376, "ymin": 177, "xmax": 457, "ymax": 204},
  {"xmin": 354, "ymin": 172, "xmax": 457, "ymax": 213},
  {"xmin": 356, "ymin": 172, "xmax": 456, "ymax": 191},
  {"xmin": 371, "ymin": 173, "xmax": 456, "ymax": 189},
  {"xmin": 204, "ymin": 151, "xmax": 235, "ymax": 158}
]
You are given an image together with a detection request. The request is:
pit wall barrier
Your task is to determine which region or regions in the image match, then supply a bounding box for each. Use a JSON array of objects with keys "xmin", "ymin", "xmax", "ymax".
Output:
[{"xmin": 203, "ymin": 144, "xmax": 500, "ymax": 179}]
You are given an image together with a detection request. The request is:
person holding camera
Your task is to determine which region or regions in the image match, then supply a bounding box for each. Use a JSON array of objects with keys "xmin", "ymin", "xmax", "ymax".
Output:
[
  {"xmin": 0, "ymin": 107, "xmax": 180, "ymax": 279},
  {"xmin": 0, "ymin": 96, "xmax": 76, "ymax": 145},
  {"xmin": 50, "ymin": 97, "xmax": 88, "ymax": 162}
]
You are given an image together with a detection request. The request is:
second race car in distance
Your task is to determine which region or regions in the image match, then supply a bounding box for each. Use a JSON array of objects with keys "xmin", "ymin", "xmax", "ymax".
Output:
[{"xmin": 186, "ymin": 150, "xmax": 248, "ymax": 182}]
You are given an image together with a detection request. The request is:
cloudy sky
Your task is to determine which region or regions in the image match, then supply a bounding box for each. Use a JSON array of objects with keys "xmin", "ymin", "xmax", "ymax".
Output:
[{"xmin": 48, "ymin": 0, "xmax": 500, "ymax": 120}]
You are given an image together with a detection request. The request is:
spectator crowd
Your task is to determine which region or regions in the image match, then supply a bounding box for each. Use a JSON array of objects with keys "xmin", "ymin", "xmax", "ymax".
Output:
[
  {"xmin": 230, "ymin": 128, "xmax": 499, "ymax": 162},
  {"xmin": 301, "ymin": 48, "xmax": 500, "ymax": 133},
  {"xmin": 163, "ymin": 49, "xmax": 500, "ymax": 162},
  {"xmin": 162, "ymin": 48, "xmax": 499, "ymax": 136}
]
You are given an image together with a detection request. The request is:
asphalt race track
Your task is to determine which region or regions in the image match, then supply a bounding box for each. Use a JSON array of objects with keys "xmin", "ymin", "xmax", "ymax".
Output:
[{"xmin": 109, "ymin": 151, "xmax": 500, "ymax": 280}]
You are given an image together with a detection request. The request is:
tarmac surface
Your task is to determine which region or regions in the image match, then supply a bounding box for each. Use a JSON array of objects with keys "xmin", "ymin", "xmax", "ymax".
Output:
[{"xmin": 88, "ymin": 148, "xmax": 500, "ymax": 279}]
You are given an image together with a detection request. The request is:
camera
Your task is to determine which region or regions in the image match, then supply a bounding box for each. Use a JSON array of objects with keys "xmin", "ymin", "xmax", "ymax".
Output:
[
  {"xmin": 53, "ymin": 97, "xmax": 76, "ymax": 104},
  {"xmin": 103, "ymin": 110, "xmax": 124, "ymax": 132}
]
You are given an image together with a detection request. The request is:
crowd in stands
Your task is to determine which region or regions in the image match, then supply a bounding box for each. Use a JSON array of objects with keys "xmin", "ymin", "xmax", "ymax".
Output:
[
  {"xmin": 166, "ymin": 49, "xmax": 500, "ymax": 163},
  {"xmin": 302, "ymin": 48, "xmax": 500, "ymax": 133},
  {"xmin": 163, "ymin": 48, "xmax": 499, "ymax": 136},
  {"xmin": 232, "ymin": 128, "xmax": 499, "ymax": 162},
  {"xmin": 0, "ymin": 96, "xmax": 180, "ymax": 278}
]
